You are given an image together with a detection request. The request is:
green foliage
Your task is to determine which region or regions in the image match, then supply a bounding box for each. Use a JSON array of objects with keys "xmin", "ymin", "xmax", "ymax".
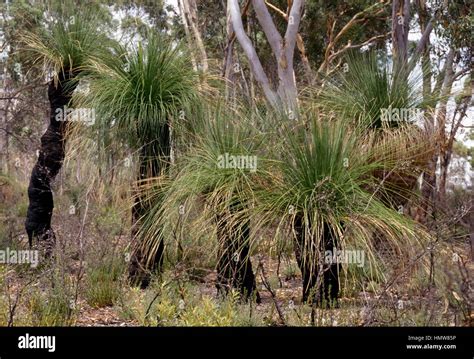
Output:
[
  {"xmin": 28, "ymin": 273, "xmax": 76, "ymax": 326},
  {"xmin": 0, "ymin": 269, "xmax": 9, "ymax": 326},
  {"xmin": 434, "ymin": 0, "xmax": 472, "ymax": 64},
  {"xmin": 453, "ymin": 141, "xmax": 473, "ymax": 168},
  {"xmin": 93, "ymin": 206, "xmax": 124, "ymax": 237},
  {"xmin": 0, "ymin": 174, "xmax": 28, "ymax": 247},
  {"xmin": 29, "ymin": 291, "xmax": 74, "ymax": 326},
  {"xmin": 0, "ymin": 0, "xmax": 471, "ymax": 329},
  {"xmin": 136, "ymin": 102, "xmax": 267, "ymax": 267},
  {"xmin": 85, "ymin": 257, "xmax": 124, "ymax": 308},
  {"xmin": 317, "ymin": 51, "xmax": 430, "ymax": 128},
  {"xmin": 453, "ymin": 141, "xmax": 470, "ymax": 157},
  {"xmin": 301, "ymin": 0, "xmax": 390, "ymax": 69},
  {"xmin": 82, "ymin": 32, "xmax": 199, "ymax": 151},
  {"xmin": 119, "ymin": 274, "xmax": 264, "ymax": 326},
  {"xmin": 254, "ymin": 113, "xmax": 430, "ymax": 281},
  {"xmin": 0, "ymin": 0, "xmax": 45, "ymax": 83},
  {"xmin": 282, "ymin": 261, "xmax": 299, "ymax": 280},
  {"xmin": 20, "ymin": 7, "xmax": 111, "ymax": 84}
]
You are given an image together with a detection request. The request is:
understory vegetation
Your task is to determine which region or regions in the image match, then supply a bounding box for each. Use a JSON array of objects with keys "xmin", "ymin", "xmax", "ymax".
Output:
[{"xmin": 0, "ymin": 0, "xmax": 472, "ymax": 327}]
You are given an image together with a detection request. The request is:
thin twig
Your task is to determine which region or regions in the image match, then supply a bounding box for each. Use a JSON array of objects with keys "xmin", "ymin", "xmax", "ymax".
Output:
[{"xmin": 257, "ymin": 255, "xmax": 287, "ymax": 325}]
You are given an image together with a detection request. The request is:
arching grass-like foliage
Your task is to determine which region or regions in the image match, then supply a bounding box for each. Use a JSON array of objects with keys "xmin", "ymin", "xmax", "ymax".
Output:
[
  {"xmin": 22, "ymin": 9, "xmax": 111, "ymax": 251},
  {"xmin": 82, "ymin": 33, "xmax": 199, "ymax": 152},
  {"xmin": 21, "ymin": 9, "xmax": 111, "ymax": 86},
  {"xmin": 135, "ymin": 101, "xmax": 431, "ymax": 305},
  {"xmin": 78, "ymin": 31, "xmax": 199, "ymax": 287},
  {"xmin": 317, "ymin": 51, "xmax": 432, "ymax": 128},
  {"xmin": 136, "ymin": 102, "xmax": 268, "ymax": 300},
  {"xmin": 315, "ymin": 51, "xmax": 436, "ymax": 210},
  {"xmin": 254, "ymin": 114, "xmax": 431, "ymax": 305}
]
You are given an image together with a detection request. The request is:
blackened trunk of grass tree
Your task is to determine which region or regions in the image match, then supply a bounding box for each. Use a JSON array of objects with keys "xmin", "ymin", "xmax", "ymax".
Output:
[
  {"xmin": 25, "ymin": 71, "xmax": 78, "ymax": 254},
  {"xmin": 128, "ymin": 124, "xmax": 169, "ymax": 288},
  {"xmin": 294, "ymin": 216, "xmax": 340, "ymax": 307},
  {"xmin": 216, "ymin": 202, "xmax": 260, "ymax": 302}
]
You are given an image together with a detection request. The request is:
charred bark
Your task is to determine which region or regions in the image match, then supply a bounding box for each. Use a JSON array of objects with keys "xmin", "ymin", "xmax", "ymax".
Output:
[
  {"xmin": 216, "ymin": 203, "xmax": 260, "ymax": 302},
  {"xmin": 128, "ymin": 123, "xmax": 170, "ymax": 288},
  {"xmin": 25, "ymin": 71, "xmax": 77, "ymax": 253},
  {"xmin": 294, "ymin": 216, "xmax": 340, "ymax": 307}
]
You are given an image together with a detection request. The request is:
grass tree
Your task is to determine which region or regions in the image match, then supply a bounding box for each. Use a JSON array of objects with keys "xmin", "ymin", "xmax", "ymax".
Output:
[
  {"xmin": 317, "ymin": 51, "xmax": 436, "ymax": 208},
  {"xmin": 256, "ymin": 115, "xmax": 430, "ymax": 306},
  {"xmin": 22, "ymin": 12, "xmax": 108, "ymax": 253},
  {"xmin": 82, "ymin": 33, "xmax": 199, "ymax": 287},
  {"xmin": 136, "ymin": 103, "xmax": 266, "ymax": 301},
  {"xmin": 317, "ymin": 51, "xmax": 428, "ymax": 128}
]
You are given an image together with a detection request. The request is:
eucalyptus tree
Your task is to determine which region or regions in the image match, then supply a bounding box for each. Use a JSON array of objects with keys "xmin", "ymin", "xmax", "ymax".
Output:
[{"xmin": 228, "ymin": 0, "xmax": 304, "ymax": 113}]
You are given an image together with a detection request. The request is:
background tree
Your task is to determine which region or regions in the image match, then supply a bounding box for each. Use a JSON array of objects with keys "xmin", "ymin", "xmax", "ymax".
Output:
[{"xmin": 228, "ymin": 0, "xmax": 304, "ymax": 113}]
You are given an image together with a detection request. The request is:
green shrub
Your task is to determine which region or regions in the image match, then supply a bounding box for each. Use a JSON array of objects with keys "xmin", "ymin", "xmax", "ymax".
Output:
[
  {"xmin": 29, "ymin": 283, "xmax": 75, "ymax": 326},
  {"xmin": 85, "ymin": 257, "xmax": 124, "ymax": 308}
]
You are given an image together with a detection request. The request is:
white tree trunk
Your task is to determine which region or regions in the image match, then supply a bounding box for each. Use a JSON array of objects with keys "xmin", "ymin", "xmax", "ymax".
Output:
[
  {"xmin": 228, "ymin": 0, "xmax": 304, "ymax": 114},
  {"xmin": 181, "ymin": 0, "xmax": 208, "ymax": 72}
]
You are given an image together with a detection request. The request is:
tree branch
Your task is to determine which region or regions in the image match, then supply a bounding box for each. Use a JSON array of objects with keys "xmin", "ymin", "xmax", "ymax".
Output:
[
  {"xmin": 283, "ymin": 0, "xmax": 304, "ymax": 64},
  {"xmin": 408, "ymin": 17, "xmax": 434, "ymax": 72},
  {"xmin": 318, "ymin": 1, "xmax": 386, "ymax": 74},
  {"xmin": 228, "ymin": 0, "xmax": 279, "ymax": 107},
  {"xmin": 265, "ymin": 0, "xmax": 314, "ymax": 83},
  {"xmin": 252, "ymin": 0, "xmax": 283, "ymax": 57},
  {"xmin": 327, "ymin": 32, "xmax": 390, "ymax": 64}
]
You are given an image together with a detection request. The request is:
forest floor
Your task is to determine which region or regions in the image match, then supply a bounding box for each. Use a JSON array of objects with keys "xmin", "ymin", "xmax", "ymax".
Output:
[
  {"xmin": 1, "ymin": 174, "xmax": 473, "ymax": 327},
  {"xmin": 3, "ymin": 240, "xmax": 472, "ymax": 327}
]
